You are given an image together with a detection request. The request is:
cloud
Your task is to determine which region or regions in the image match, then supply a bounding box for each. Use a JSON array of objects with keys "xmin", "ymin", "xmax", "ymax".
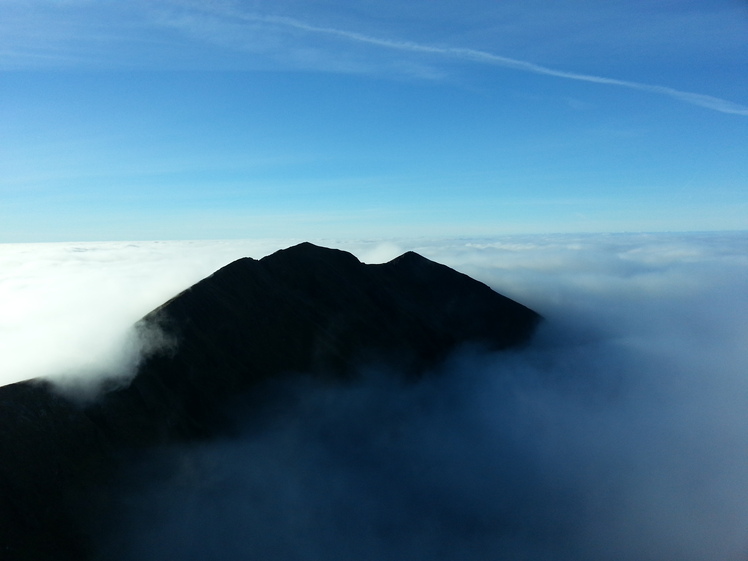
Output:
[
  {"xmin": 5, "ymin": 232, "xmax": 743, "ymax": 559},
  {"xmin": 4, "ymin": 1, "xmax": 744, "ymax": 115},
  {"xmin": 162, "ymin": 4, "xmax": 748, "ymax": 116},
  {"xmin": 0, "ymin": 239, "xmax": 294, "ymax": 387}
]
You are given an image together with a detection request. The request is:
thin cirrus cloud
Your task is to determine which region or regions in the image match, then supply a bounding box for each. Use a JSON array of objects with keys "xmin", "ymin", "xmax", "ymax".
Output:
[
  {"xmin": 3, "ymin": 2, "xmax": 746, "ymax": 116},
  {"xmin": 167, "ymin": 6, "xmax": 748, "ymax": 117}
]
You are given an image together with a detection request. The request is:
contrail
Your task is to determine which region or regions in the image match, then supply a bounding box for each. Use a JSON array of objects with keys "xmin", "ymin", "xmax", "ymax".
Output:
[{"xmin": 220, "ymin": 10, "xmax": 748, "ymax": 117}]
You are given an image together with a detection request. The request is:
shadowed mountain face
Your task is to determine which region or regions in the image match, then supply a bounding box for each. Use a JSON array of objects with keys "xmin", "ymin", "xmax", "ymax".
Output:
[{"xmin": 0, "ymin": 243, "xmax": 540, "ymax": 560}]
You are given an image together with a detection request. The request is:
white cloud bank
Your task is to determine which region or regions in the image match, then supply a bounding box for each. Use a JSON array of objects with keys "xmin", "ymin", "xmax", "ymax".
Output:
[
  {"xmin": 2, "ymin": 232, "xmax": 748, "ymax": 559},
  {"xmin": 0, "ymin": 239, "xmax": 295, "ymax": 387}
]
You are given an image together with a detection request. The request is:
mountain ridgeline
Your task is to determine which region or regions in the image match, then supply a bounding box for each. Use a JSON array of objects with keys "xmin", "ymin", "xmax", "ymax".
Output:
[{"xmin": 0, "ymin": 243, "xmax": 541, "ymax": 560}]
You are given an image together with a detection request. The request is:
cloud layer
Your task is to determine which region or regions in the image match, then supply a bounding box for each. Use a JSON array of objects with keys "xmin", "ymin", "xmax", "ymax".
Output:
[
  {"xmin": 0, "ymin": 239, "xmax": 295, "ymax": 386},
  {"xmin": 4, "ymin": 233, "xmax": 744, "ymax": 559}
]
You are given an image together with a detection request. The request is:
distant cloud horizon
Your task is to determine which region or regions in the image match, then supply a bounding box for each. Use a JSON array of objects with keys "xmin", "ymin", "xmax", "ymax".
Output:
[{"xmin": 1, "ymin": 232, "xmax": 746, "ymax": 387}]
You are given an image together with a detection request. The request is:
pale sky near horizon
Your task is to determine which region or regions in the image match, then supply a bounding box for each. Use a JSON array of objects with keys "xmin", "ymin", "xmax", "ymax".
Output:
[{"xmin": 1, "ymin": 0, "xmax": 747, "ymax": 242}]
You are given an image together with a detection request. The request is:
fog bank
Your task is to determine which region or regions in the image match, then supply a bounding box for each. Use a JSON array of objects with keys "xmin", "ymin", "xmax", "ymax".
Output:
[
  {"xmin": 69, "ymin": 232, "xmax": 747, "ymax": 560},
  {"xmin": 2, "ymin": 233, "xmax": 747, "ymax": 559},
  {"xmin": 0, "ymin": 239, "xmax": 295, "ymax": 386}
]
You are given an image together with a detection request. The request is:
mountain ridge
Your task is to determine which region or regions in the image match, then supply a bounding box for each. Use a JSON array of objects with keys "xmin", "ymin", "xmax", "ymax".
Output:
[{"xmin": 0, "ymin": 242, "xmax": 541, "ymax": 560}]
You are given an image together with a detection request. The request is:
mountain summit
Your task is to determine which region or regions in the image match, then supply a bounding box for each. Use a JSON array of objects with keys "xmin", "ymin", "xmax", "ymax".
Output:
[{"xmin": 0, "ymin": 243, "xmax": 541, "ymax": 560}]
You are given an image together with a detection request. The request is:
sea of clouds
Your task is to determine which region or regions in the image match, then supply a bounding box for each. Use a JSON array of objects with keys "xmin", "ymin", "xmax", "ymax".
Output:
[{"xmin": 2, "ymin": 232, "xmax": 747, "ymax": 560}]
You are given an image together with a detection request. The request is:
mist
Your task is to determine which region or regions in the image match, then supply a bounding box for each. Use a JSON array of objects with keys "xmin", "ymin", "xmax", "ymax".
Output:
[
  {"xmin": 0, "ymin": 239, "xmax": 295, "ymax": 387},
  {"xmin": 2, "ymin": 232, "xmax": 747, "ymax": 559}
]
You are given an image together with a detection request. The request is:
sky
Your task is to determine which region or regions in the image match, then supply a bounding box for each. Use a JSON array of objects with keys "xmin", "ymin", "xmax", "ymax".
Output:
[
  {"xmin": 2, "ymin": 233, "xmax": 745, "ymax": 559},
  {"xmin": 1, "ymin": 0, "xmax": 747, "ymax": 241}
]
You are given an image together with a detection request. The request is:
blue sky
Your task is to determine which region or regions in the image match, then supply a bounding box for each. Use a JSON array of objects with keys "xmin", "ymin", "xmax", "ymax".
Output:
[{"xmin": 1, "ymin": 0, "xmax": 747, "ymax": 241}]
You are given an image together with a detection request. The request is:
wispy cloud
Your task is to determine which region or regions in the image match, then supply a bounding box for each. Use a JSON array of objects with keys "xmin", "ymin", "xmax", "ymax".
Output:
[
  {"xmin": 150, "ymin": 0, "xmax": 747, "ymax": 117},
  {"xmin": 3, "ymin": 1, "xmax": 746, "ymax": 116},
  {"xmin": 217, "ymin": 10, "xmax": 748, "ymax": 116}
]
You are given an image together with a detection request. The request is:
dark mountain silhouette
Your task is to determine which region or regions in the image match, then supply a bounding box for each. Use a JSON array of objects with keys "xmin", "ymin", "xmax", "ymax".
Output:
[{"xmin": 0, "ymin": 243, "xmax": 541, "ymax": 560}]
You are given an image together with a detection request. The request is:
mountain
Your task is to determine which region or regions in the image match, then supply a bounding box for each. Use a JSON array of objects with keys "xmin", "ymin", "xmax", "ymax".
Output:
[{"xmin": 0, "ymin": 243, "xmax": 541, "ymax": 560}]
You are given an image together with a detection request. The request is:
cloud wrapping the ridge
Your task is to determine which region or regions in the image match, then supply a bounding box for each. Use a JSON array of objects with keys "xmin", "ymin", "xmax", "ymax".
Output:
[
  {"xmin": 0, "ymin": 239, "xmax": 295, "ymax": 387},
  {"xmin": 13, "ymin": 232, "xmax": 741, "ymax": 560}
]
